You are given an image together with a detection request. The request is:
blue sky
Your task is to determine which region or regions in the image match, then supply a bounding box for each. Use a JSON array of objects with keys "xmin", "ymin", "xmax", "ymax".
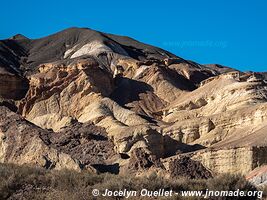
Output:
[{"xmin": 1, "ymin": 0, "xmax": 266, "ymax": 71}]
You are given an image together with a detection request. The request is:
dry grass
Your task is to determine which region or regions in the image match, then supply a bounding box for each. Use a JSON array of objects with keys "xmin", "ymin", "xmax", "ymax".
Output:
[{"xmin": 0, "ymin": 163, "xmax": 264, "ymax": 200}]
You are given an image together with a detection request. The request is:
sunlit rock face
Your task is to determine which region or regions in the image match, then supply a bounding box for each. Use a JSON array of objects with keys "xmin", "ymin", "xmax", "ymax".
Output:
[{"xmin": 0, "ymin": 27, "xmax": 267, "ymax": 177}]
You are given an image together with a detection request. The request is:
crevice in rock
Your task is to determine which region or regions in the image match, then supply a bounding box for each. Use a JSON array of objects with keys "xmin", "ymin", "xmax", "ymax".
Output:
[{"xmin": 91, "ymin": 163, "xmax": 120, "ymax": 174}]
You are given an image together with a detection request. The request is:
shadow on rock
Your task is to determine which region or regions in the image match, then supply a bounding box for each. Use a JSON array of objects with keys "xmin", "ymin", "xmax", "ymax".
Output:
[
  {"xmin": 163, "ymin": 135, "xmax": 206, "ymax": 158},
  {"xmin": 110, "ymin": 77, "xmax": 154, "ymax": 105}
]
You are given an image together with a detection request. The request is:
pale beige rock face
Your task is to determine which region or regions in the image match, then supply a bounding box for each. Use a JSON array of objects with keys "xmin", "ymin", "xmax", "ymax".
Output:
[
  {"xmin": 78, "ymin": 97, "xmax": 147, "ymax": 127},
  {"xmin": 158, "ymin": 73, "xmax": 267, "ymax": 175},
  {"xmin": 161, "ymin": 72, "xmax": 267, "ymax": 145},
  {"xmin": 192, "ymin": 147, "xmax": 254, "ymax": 175},
  {"xmin": 164, "ymin": 74, "xmax": 267, "ymax": 122},
  {"xmin": 78, "ymin": 98, "xmax": 164, "ymax": 157},
  {"xmin": 17, "ymin": 58, "xmax": 166, "ymax": 158},
  {"xmin": 15, "ymin": 59, "xmax": 267, "ymax": 176},
  {"xmin": 162, "ymin": 103, "xmax": 267, "ymax": 146},
  {"xmin": 117, "ymin": 58, "xmax": 188, "ymax": 104},
  {"xmin": 18, "ymin": 58, "xmax": 113, "ymax": 131},
  {"xmin": 192, "ymin": 146, "xmax": 267, "ymax": 175}
]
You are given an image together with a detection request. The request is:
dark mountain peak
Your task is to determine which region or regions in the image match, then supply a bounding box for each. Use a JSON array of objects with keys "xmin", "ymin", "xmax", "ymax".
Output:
[
  {"xmin": 9, "ymin": 34, "xmax": 29, "ymax": 40},
  {"xmin": 0, "ymin": 27, "xmax": 178, "ymax": 76}
]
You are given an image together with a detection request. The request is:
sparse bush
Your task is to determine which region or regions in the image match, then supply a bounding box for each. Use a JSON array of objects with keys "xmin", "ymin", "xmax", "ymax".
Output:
[
  {"xmin": 206, "ymin": 174, "xmax": 258, "ymax": 200},
  {"xmin": 0, "ymin": 163, "xmax": 262, "ymax": 200}
]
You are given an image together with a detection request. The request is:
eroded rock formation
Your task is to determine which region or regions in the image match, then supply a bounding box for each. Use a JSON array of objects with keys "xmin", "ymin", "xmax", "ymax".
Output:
[{"xmin": 0, "ymin": 27, "xmax": 266, "ymax": 180}]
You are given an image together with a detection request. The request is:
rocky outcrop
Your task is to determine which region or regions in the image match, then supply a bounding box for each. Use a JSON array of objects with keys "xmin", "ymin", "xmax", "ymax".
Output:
[
  {"xmin": 161, "ymin": 72, "xmax": 267, "ymax": 149},
  {"xmin": 0, "ymin": 106, "xmax": 120, "ymax": 173},
  {"xmin": 48, "ymin": 121, "xmax": 117, "ymax": 168},
  {"xmin": 18, "ymin": 58, "xmax": 114, "ymax": 131},
  {"xmin": 192, "ymin": 147, "xmax": 267, "ymax": 175},
  {"xmin": 168, "ymin": 156, "xmax": 212, "ymax": 179},
  {"xmin": 121, "ymin": 148, "xmax": 164, "ymax": 173},
  {"xmin": 0, "ymin": 106, "xmax": 81, "ymax": 171}
]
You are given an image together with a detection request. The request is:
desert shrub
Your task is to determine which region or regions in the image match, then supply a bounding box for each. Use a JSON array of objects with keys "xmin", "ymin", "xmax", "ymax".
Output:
[
  {"xmin": 207, "ymin": 173, "xmax": 256, "ymax": 191},
  {"xmin": 0, "ymin": 163, "xmax": 262, "ymax": 200},
  {"xmin": 0, "ymin": 163, "xmax": 48, "ymax": 199},
  {"xmin": 206, "ymin": 174, "xmax": 258, "ymax": 200}
]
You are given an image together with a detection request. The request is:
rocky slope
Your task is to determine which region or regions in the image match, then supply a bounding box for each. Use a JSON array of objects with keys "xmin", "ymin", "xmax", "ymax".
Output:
[{"xmin": 0, "ymin": 27, "xmax": 267, "ymax": 182}]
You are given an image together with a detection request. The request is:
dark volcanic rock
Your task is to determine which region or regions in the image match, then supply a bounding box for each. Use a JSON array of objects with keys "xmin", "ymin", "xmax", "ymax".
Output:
[
  {"xmin": 48, "ymin": 121, "xmax": 117, "ymax": 167},
  {"xmin": 168, "ymin": 156, "xmax": 212, "ymax": 179},
  {"xmin": 126, "ymin": 148, "xmax": 164, "ymax": 172},
  {"xmin": 0, "ymin": 27, "xmax": 176, "ymax": 76}
]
